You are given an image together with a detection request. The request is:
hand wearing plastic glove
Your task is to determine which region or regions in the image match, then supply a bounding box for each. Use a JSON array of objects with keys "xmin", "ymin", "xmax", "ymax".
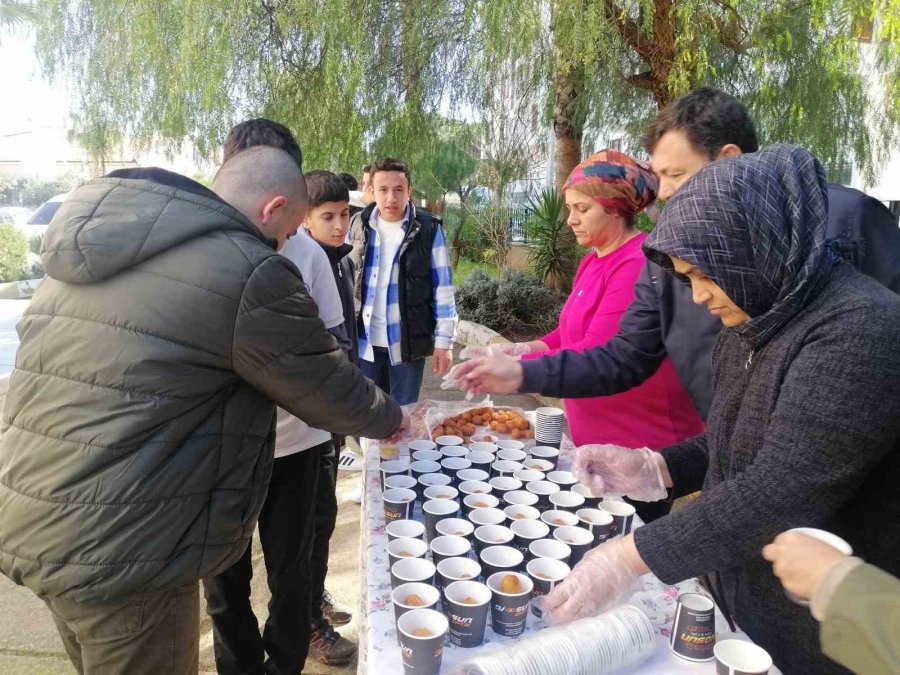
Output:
[
  {"xmin": 572, "ymin": 444, "xmax": 670, "ymax": 502},
  {"xmin": 459, "ymin": 342, "xmax": 533, "ymax": 360},
  {"xmin": 446, "ymin": 357, "xmax": 524, "ymax": 395},
  {"xmin": 541, "ymin": 536, "xmax": 647, "ymax": 625},
  {"xmin": 441, "ymin": 363, "xmax": 475, "ymax": 400}
]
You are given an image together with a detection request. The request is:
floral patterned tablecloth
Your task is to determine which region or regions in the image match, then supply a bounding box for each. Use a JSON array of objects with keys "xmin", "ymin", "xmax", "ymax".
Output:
[{"xmin": 357, "ymin": 430, "xmax": 776, "ymax": 675}]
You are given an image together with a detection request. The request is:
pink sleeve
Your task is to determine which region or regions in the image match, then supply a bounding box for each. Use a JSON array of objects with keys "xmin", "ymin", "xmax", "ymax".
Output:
[
  {"xmin": 529, "ymin": 254, "xmax": 644, "ymax": 358},
  {"xmin": 521, "ymin": 254, "xmax": 588, "ymax": 360}
]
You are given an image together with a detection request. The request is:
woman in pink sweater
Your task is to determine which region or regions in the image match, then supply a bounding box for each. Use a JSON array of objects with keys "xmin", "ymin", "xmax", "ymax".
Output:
[{"xmin": 518, "ymin": 150, "xmax": 704, "ymax": 449}]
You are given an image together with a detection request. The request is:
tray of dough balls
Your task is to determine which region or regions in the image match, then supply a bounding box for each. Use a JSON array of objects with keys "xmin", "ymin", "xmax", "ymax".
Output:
[{"xmin": 427, "ymin": 405, "xmax": 535, "ymax": 444}]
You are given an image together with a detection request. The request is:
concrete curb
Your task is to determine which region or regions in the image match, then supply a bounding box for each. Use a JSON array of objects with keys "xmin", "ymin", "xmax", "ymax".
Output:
[{"xmin": 455, "ymin": 320, "xmax": 562, "ymax": 410}]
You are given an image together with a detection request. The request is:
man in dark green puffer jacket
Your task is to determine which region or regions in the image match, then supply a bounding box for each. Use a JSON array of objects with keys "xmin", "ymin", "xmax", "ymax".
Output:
[{"xmin": 0, "ymin": 146, "xmax": 403, "ymax": 674}]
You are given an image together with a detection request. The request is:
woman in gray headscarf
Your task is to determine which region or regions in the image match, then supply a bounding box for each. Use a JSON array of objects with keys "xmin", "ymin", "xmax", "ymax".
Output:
[{"xmin": 542, "ymin": 145, "xmax": 900, "ymax": 674}]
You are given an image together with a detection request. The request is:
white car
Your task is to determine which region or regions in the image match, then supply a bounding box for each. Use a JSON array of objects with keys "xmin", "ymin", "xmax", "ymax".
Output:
[
  {"xmin": 19, "ymin": 193, "xmax": 69, "ymax": 240},
  {"xmin": 0, "ymin": 206, "xmax": 33, "ymax": 227}
]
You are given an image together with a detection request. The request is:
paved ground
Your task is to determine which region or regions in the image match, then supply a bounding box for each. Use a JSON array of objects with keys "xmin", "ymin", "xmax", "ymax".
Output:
[{"xmin": 0, "ymin": 346, "xmax": 540, "ymax": 674}]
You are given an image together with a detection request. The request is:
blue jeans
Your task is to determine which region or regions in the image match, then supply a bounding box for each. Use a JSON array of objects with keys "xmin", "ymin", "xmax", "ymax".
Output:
[{"xmin": 360, "ymin": 347, "xmax": 426, "ymax": 406}]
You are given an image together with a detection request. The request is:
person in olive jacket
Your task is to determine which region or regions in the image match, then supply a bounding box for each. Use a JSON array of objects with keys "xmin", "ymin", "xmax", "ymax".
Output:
[
  {"xmin": 0, "ymin": 146, "xmax": 403, "ymax": 675},
  {"xmin": 764, "ymin": 531, "xmax": 900, "ymax": 675}
]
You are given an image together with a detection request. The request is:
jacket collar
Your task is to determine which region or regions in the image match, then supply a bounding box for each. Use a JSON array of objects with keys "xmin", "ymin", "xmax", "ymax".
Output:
[{"xmin": 317, "ymin": 239, "xmax": 353, "ymax": 264}]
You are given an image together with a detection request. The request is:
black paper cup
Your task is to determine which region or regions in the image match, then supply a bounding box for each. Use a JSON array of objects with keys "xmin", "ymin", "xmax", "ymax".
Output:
[
  {"xmin": 430, "ymin": 535, "xmax": 472, "ymax": 567},
  {"xmin": 546, "ymin": 470, "xmax": 578, "ymax": 490},
  {"xmin": 462, "ymin": 493, "xmax": 499, "ymax": 518},
  {"xmin": 479, "ymin": 545, "xmax": 524, "ymax": 579},
  {"xmin": 411, "ymin": 449, "xmax": 442, "ymax": 463},
  {"xmin": 473, "ymin": 524, "xmax": 514, "ymax": 556},
  {"xmin": 511, "ymin": 519, "xmax": 551, "ymax": 558},
  {"xmin": 528, "ymin": 537, "xmax": 572, "ymax": 564},
  {"xmin": 410, "ymin": 460, "xmax": 442, "ymax": 482},
  {"xmin": 392, "ymin": 582, "xmax": 439, "ymax": 647},
  {"xmin": 380, "ymin": 459, "xmax": 411, "ymax": 491},
  {"xmin": 388, "ymin": 537, "xmax": 429, "ymax": 570},
  {"xmin": 553, "ymin": 526, "xmax": 592, "ymax": 566},
  {"xmin": 489, "ymin": 476, "xmax": 522, "ymax": 499},
  {"xmin": 423, "ymin": 485, "xmax": 459, "ymax": 503},
  {"xmin": 466, "ymin": 452, "xmax": 495, "ymax": 472},
  {"xmin": 549, "ymin": 491, "xmax": 586, "ymax": 514},
  {"xmin": 393, "ymin": 583, "xmax": 441, "ymax": 645},
  {"xmin": 440, "ymin": 445, "xmax": 468, "ymax": 460},
  {"xmin": 468, "ymin": 506, "xmax": 506, "ymax": 529},
  {"xmin": 504, "ymin": 504, "xmax": 541, "ymax": 526},
  {"xmin": 671, "ymin": 592, "xmax": 716, "ymax": 662},
  {"xmin": 541, "ymin": 509, "xmax": 579, "ymax": 531},
  {"xmin": 441, "ymin": 457, "xmax": 472, "ymax": 484},
  {"xmin": 487, "ymin": 572, "xmax": 533, "ymax": 637},
  {"xmin": 496, "ymin": 438, "xmax": 525, "ymax": 452},
  {"xmin": 714, "ymin": 640, "xmax": 773, "ymax": 675},
  {"xmin": 456, "ymin": 468, "xmax": 490, "ymax": 485},
  {"xmin": 600, "ymin": 500, "xmax": 637, "ymax": 537},
  {"xmin": 385, "ymin": 474, "xmax": 419, "ymax": 492},
  {"xmin": 576, "ymin": 508, "xmax": 615, "ymax": 547},
  {"xmin": 417, "ymin": 472, "xmax": 451, "ymax": 504},
  {"xmin": 423, "ymin": 498, "xmax": 461, "ymax": 543},
  {"xmin": 397, "ymin": 608, "xmax": 448, "ymax": 675},
  {"xmin": 490, "ymin": 461, "xmax": 524, "ymax": 480},
  {"xmin": 571, "ymin": 483, "xmax": 602, "ymax": 509},
  {"xmin": 437, "ymin": 556, "xmax": 483, "ymax": 595},
  {"xmin": 435, "ymin": 517, "xmax": 475, "ymax": 542},
  {"xmin": 435, "ymin": 435, "xmax": 464, "ymax": 449},
  {"xmin": 408, "ymin": 439, "xmax": 438, "ymax": 455},
  {"xmin": 443, "ymin": 580, "xmax": 492, "ymax": 648},
  {"xmin": 502, "ymin": 490, "xmax": 539, "ymax": 509},
  {"xmin": 529, "ymin": 446, "xmax": 561, "ymax": 468},
  {"xmin": 526, "ymin": 558, "xmax": 571, "ymax": 618},
  {"xmin": 383, "ymin": 488, "xmax": 416, "ymax": 523},
  {"xmin": 468, "ymin": 441, "xmax": 499, "ymax": 455},
  {"xmin": 497, "ymin": 448, "xmax": 528, "ymax": 463},
  {"xmin": 523, "ymin": 458, "xmax": 554, "ymax": 474},
  {"xmin": 513, "ymin": 469, "xmax": 545, "ymax": 485},
  {"xmin": 387, "ymin": 519, "xmax": 426, "ymax": 543},
  {"xmin": 391, "ymin": 557, "xmax": 437, "ymax": 590},
  {"xmin": 525, "ymin": 480, "xmax": 561, "ymax": 513}
]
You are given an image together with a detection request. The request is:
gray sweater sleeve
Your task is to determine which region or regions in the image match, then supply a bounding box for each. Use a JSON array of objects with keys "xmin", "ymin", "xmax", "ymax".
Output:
[{"xmin": 635, "ymin": 313, "xmax": 900, "ymax": 584}]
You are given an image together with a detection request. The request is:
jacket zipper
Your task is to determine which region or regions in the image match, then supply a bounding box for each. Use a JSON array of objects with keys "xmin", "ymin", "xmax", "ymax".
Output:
[{"xmin": 745, "ymin": 348, "xmax": 755, "ymax": 370}]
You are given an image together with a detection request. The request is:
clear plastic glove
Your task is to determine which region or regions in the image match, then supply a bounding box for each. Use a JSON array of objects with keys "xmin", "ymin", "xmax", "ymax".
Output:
[
  {"xmin": 441, "ymin": 364, "xmax": 475, "ymax": 400},
  {"xmin": 459, "ymin": 342, "xmax": 532, "ymax": 360},
  {"xmin": 541, "ymin": 538, "xmax": 643, "ymax": 625},
  {"xmin": 572, "ymin": 445, "xmax": 668, "ymax": 502}
]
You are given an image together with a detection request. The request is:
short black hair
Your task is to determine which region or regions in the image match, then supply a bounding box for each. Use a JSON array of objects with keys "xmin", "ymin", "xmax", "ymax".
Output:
[
  {"xmin": 642, "ymin": 87, "xmax": 759, "ymax": 158},
  {"xmin": 362, "ymin": 164, "xmax": 372, "ymax": 175},
  {"xmin": 223, "ymin": 118, "xmax": 303, "ymax": 168},
  {"xmin": 305, "ymin": 170, "xmax": 350, "ymax": 208},
  {"xmin": 338, "ymin": 172, "xmax": 359, "ymax": 191},
  {"xmin": 371, "ymin": 158, "xmax": 411, "ymax": 186}
]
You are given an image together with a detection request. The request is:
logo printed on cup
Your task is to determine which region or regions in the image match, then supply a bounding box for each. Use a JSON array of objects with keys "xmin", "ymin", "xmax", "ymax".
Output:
[{"xmin": 671, "ymin": 593, "xmax": 716, "ymax": 662}]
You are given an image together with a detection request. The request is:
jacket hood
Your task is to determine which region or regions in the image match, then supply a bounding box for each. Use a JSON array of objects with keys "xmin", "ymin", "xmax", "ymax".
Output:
[
  {"xmin": 42, "ymin": 168, "xmax": 269, "ymax": 284},
  {"xmin": 643, "ymin": 144, "xmax": 839, "ymax": 349}
]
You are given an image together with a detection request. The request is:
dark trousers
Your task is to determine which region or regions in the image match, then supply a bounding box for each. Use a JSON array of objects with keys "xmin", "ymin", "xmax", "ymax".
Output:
[
  {"xmin": 203, "ymin": 443, "xmax": 327, "ymax": 675},
  {"xmin": 360, "ymin": 346, "xmax": 426, "ymax": 405},
  {"xmin": 309, "ymin": 440, "xmax": 339, "ymax": 625},
  {"xmin": 44, "ymin": 584, "xmax": 199, "ymax": 675}
]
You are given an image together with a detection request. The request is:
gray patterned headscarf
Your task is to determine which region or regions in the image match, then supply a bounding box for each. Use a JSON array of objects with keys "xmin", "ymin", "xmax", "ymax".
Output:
[{"xmin": 643, "ymin": 144, "xmax": 838, "ymax": 349}]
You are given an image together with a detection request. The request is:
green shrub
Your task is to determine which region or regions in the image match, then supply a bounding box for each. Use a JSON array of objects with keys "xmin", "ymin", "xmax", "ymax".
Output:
[
  {"xmin": 524, "ymin": 188, "xmax": 579, "ymax": 291},
  {"xmin": 29, "ymin": 233, "xmax": 43, "ymax": 255},
  {"xmin": 0, "ymin": 224, "xmax": 29, "ymax": 283},
  {"xmin": 456, "ymin": 268, "xmax": 564, "ymax": 339}
]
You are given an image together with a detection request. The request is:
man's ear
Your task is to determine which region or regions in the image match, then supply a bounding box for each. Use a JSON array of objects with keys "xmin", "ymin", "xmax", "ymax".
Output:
[
  {"xmin": 717, "ymin": 144, "xmax": 744, "ymax": 160},
  {"xmin": 261, "ymin": 195, "xmax": 288, "ymax": 225}
]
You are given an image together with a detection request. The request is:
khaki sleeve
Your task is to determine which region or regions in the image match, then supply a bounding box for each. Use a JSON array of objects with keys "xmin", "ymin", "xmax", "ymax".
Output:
[
  {"xmin": 820, "ymin": 564, "xmax": 900, "ymax": 675},
  {"xmin": 232, "ymin": 254, "xmax": 401, "ymax": 438}
]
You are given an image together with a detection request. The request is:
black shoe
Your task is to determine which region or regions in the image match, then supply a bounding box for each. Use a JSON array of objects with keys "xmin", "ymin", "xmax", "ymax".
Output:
[
  {"xmin": 308, "ymin": 619, "xmax": 357, "ymax": 666},
  {"xmin": 321, "ymin": 589, "xmax": 353, "ymax": 626}
]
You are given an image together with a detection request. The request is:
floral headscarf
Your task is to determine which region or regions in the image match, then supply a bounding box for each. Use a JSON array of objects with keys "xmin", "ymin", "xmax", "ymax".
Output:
[{"xmin": 564, "ymin": 149, "xmax": 659, "ymax": 218}]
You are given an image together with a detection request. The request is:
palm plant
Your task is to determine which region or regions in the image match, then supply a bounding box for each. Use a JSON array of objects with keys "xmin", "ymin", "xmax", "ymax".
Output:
[
  {"xmin": 0, "ymin": 1, "xmax": 36, "ymax": 30},
  {"xmin": 524, "ymin": 188, "xmax": 579, "ymax": 292}
]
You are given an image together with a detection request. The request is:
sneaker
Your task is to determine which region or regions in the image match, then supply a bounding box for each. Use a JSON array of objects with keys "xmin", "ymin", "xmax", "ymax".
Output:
[
  {"xmin": 337, "ymin": 448, "xmax": 364, "ymax": 472},
  {"xmin": 308, "ymin": 619, "xmax": 357, "ymax": 666},
  {"xmin": 321, "ymin": 589, "xmax": 353, "ymax": 626}
]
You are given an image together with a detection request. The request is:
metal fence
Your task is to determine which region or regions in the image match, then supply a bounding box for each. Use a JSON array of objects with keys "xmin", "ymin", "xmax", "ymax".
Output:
[{"xmin": 509, "ymin": 207, "xmax": 530, "ymax": 243}]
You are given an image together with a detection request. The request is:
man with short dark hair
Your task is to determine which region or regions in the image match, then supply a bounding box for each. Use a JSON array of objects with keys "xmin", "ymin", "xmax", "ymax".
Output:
[
  {"xmin": 223, "ymin": 118, "xmax": 302, "ymax": 169},
  {"xmin": 456, "ymin": 86, "xmax": 900, "ymax": 440},
  {"xmin": 349, "ymin": 157, "xmax": 457, "ymax": 405},
  {"xmin": 360, "ymin": 163, "xmax": 374, "ymax": 205},
  {"xmin": 0, "ymin": 142, "xmax": 402, "ymax": 674}
]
